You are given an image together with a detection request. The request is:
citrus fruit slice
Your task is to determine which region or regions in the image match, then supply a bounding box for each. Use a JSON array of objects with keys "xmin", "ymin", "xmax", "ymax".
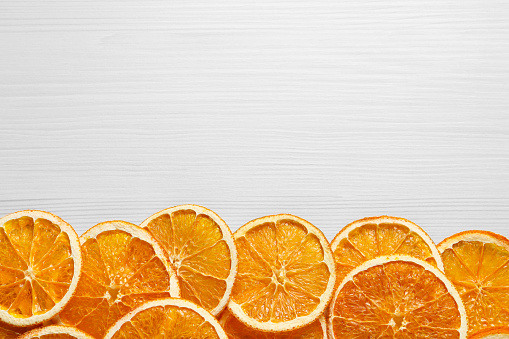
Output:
[
  {"xmin": 328, "ymin": 255, "xmax": 467, "ymax": 339},
  {"xmin": 229, "ymin": 214, "xmax": 336, "ymax": 332},
  {"xmin": 470, "ymin": 327, "xmax": 509, "ymax": 339},
  {"xmin": 59, "ymin": 221, "xmax": 179, "ymax": 338},
  {"xmin": 219, "ymin": 309, "xmax": 326, "ymax": 339},
  {"xmin": 104, "ymin": 298, "xmax": 227, "ymax": 339},
  {"xmin": 330, "ymin": 216, "xmax": 444, "ymax": 287},
  {"xmin": 18, "ymin": 325, "xmax": 94, "ymax": 339},
  {"xmin": 140, "ymin": 205, "xmax": 237, "ymax": 315},
  {"xmin": 0, "ymin": 210, "xmax": 81, "ymax": 327},
  {"xmin": 438, "ymin": 231, "xmax": 509, "ymax": 336}
]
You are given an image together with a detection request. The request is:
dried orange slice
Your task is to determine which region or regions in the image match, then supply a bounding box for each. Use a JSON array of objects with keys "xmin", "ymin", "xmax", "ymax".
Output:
[
  {"xmin": 229, "ymin": 214, "xmax": 336, "ymax": 332},
  {"xmin": 328, "ymin": 255, "xmax": 467, "ymax": 339},
  {"xmin": 470, "ymin": 327, "xmax": 509, "ymax": 339},
  {"xmin": 330, "ymin": 216, "xmax": 444, "ymax": 287},
  {"xmin": 438, "ymin": 231, "xmax": 509, "ymax": 336},
  {"xmin": 219, "ymin": 309, "xmax": 326, "ymax": 339},
  {"xmin": 18, "ymin": 325, "xmax": 94, "ymax": 339},
  {"xmin": 0, "ymin": 210, "xmax": 81, "ymax": 327},
  {"xmin": 104, "ymin": 298, "xmax": 227, "ymax": 339},
  {"xmin": 59, "ymin": 221, "xmax": 179, "ymax": 338},
  {"xmin": 140, "ymin": 205, "xmax": 237, "ymax": 315}
]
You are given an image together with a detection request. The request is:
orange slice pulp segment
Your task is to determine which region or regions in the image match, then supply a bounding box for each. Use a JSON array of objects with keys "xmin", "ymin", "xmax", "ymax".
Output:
[{"xmin": 0, "ymin": 323, "xmax": 27, "ymax": 338}]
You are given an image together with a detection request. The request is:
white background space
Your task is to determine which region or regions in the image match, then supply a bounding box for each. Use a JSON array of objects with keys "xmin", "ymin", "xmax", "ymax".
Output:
[{"xmin": 1, "ymin": 0, "xmax": 508, "ymax": 243}]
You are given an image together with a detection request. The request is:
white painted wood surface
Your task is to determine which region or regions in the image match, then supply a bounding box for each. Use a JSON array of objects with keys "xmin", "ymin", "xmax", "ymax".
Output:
[{"xmin": 1, "ymin": 0, "xmax": 508, "ymax": 243}]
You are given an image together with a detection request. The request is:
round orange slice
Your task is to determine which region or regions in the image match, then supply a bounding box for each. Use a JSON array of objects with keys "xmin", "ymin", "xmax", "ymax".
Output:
[
  {"xmin": 104, "ymin": 298, "xmax": 227, "ymax": 339},
  {"xmin": 328, "ymin": 255, "xmax": 468, "ymax": 339},
  {"xmin": 140, "ymin": 205, "xmax": 237, "ymax": 316},
  {"xmin": 470, "ymin": 327, "xmax": 509, "ymax": 339},
  {"xmin": 58, "ymin": 221, "xmax": 179, "ymax": 338},
  {"xmin": 0, "ymin": 210, "xmax": 81, "ymax": 327},
  {"xmin": 229, "ymin": 214, "xmax": 336, "ymax": 332},
  {"xmin": 18, "ymin": 325, "xmax": 94, "ymax": 339},
  {"xmin": 330, "ymin": 216, "xmax": 444, "ymax": 287},
  {"xmin": 438, "ymin": 230, "xmax": 509, "ymax": 336},
  {"xmin": 219, "ymin": 309, "xmax": 326, "ymax": 339}
]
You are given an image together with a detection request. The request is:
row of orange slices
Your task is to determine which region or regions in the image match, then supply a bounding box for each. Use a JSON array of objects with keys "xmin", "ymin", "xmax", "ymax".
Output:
[{"xmin": 0, "ymin": 206, "xmax": 508, "ymax": 338}]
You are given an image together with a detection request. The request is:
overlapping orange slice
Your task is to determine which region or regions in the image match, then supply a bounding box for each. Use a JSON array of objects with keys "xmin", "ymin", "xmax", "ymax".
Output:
[
  {"xmin": 330, "ymin": 216, "xmax": 444, "ymax": 287},
  {"xmin": 58, "ymin": 221, "xmax": 179, "ymax": 338},
  {"xmin": 104, "ymin": 298, "xmax": 227, "ymax": 339},
  {"xmin": 328, "ymin": 255, "xmax": 467, "ymax": 338},
  {"xmin": 438, "ymin": 230, "xmax": 509, "ymax": 336},
  {"xmin": 140, "ymin": 205, "xmax": 237, "ymax": 316}
]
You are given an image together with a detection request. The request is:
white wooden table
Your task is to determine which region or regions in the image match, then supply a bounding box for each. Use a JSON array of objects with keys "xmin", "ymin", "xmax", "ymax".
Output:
[{"xmin": 1, "ymin": 0, "xmax": 508, "ymax": 243}]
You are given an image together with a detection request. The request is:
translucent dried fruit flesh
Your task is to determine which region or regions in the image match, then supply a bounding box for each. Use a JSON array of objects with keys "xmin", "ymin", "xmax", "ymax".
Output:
[
  {"xmin": 333, "ymin": 221, "xmax": 438, "ymax": 287},
  {"xmin": 469, "ymin": 327, "xmax": 509, "ymax": 339},
  {"xmin": 220, "ymin": 309, "xmax": 324, "ymax": 339},
  {"xmin": 0, "ymin": 325, "xmax": 24, "ymax": 338},
  {"xmin": 110, "ymin": 304, "xmax": 220, "ymax": 339},
  {"xmin": 0, "ymin": 217, "xmax": 74, "ymax": 318},
  {"xmin": 29, "ymin": 335, "xmax": 78, "ymax": 339},
  {"xmin": 441, "ymin": 240, "xmax": 509, "ymax": 335},
  {"xmin": 232, "ymin": 219, "xmax": 331, "ymax": 324},
  {"xmin": 143, "ymin": 210, "xmax": 232, "ymax": 312},
  {"xmin": 59, "ymin": 230, "xmax": 175, "ymax": 339},
  {"xmin": 330, "ymin": 261, "xmax": 463, "ymax": 339}
]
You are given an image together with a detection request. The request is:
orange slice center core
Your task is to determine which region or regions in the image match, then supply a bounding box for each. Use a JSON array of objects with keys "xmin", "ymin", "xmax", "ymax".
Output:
[
  {"xmin": 273, "ymin": 266, "xmax": 287, "ymax": 285},
  {"xmin": 389, "ymin": 314, "xmax": 407, "ymax": 331},
  {"xmin": 24, "ymin": 267, "xmax": 36, "ymax": 280},
  {"xmin": 172, "ymin": 255, "xmax": 182, "ymax": 270},
  {"xmin": 106, "ymin": 285, "xmax": 122, "ymax": 305}
]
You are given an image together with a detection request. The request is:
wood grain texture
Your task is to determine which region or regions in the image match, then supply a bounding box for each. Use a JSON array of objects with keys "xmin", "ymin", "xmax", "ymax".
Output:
[{"xmin": 1, "ymin": 0, "xmax": 508, "ymax": 243}]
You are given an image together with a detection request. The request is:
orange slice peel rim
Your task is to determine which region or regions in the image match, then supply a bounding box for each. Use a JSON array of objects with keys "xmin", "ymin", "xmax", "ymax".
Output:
[
  {"xmin": 437, "ymin": 230, "xmax": 509, "ymax": 252},
  {"xmin": 18, "ymin": 325, "xmax": 95, "ymax": 339}
]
